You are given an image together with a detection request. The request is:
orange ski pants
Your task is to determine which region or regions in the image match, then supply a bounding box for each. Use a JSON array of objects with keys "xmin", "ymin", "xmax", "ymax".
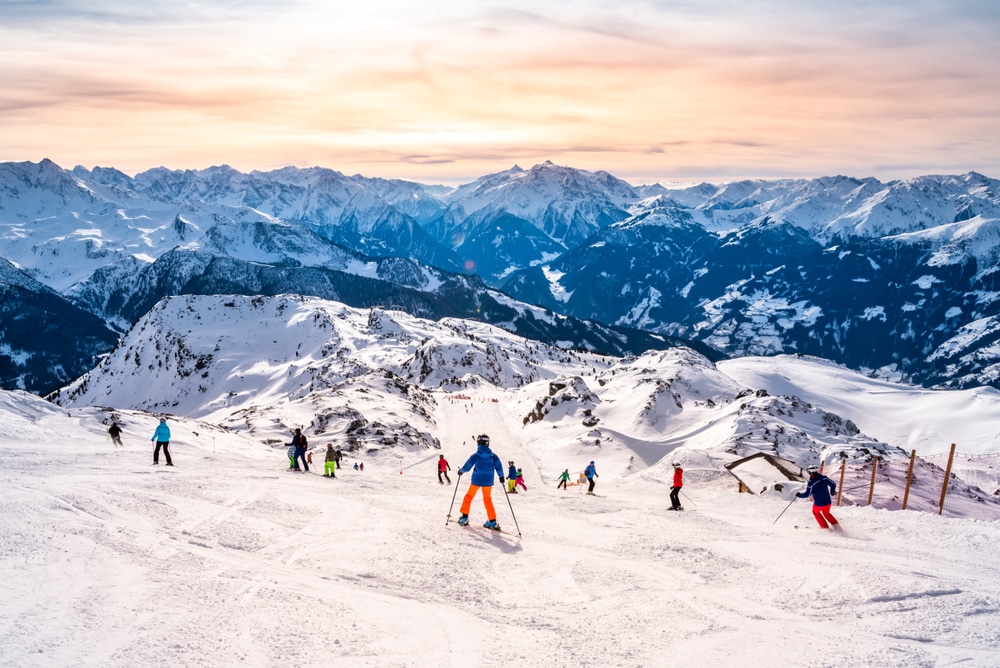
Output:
[{"xmin": 460, "ymin": 484, "xmax": 496, "ymax": 521}]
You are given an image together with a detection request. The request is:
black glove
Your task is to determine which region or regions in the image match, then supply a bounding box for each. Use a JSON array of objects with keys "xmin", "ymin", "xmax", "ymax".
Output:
[
  {"xmin": 499, "ymin": 476, "xmax": 505, "ymax": 484},
  {"xmin": 457, "ymin": 470, "xmax": 463, "ymax": 476}
]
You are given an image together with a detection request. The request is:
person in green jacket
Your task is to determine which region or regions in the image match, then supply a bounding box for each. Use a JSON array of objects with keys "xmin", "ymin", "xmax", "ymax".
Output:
[{"xmin": 557, "ymin": 469, "xmax": 571, "ymax": 490}]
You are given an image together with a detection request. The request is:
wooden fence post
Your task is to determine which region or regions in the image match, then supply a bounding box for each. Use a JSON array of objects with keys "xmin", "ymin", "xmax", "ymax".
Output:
[
  {"xmin": 867, "ymin": 456, "xmax": 879, "ymax": 507},
  {"xmin": 938, "ymin": 443, "xmax": 956, "ymax": 515},
  {"xmin": 836, "ymin": 459, "xmax": 846, "ymax": 506},
  {"xmin": 901, "ymin": 449, "xmax": 916, "ymax": 510}
]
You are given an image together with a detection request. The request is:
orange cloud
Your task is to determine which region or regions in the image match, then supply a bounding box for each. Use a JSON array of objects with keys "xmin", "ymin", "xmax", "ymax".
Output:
[{"xmin": 1, "ymin": 1, "xmax": 998, "ymax": 183}]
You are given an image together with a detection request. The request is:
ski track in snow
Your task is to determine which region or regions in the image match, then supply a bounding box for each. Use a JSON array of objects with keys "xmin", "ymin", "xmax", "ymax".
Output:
[{"xmin": 2, "ymin": 393, "xmax": 1000, "ymax": 667}]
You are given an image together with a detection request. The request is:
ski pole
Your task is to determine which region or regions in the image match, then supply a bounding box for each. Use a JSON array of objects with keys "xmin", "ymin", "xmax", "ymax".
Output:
[
  {"xmin": 500, "ymin": 478, "xmax": 522, "ymax": 537},
  {"xmin": 445, "ymin": 474, "xmax": 462, "ymax": 526},
  {"xmin": 680, "ymin": 490, "xmax": 697, "ymax": 509},
  {"xmin": 771, "ymin": 496, "xmax": 797, "ymax": 526}
]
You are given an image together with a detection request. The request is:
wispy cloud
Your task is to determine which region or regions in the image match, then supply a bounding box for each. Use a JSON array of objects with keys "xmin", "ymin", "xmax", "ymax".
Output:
[{"xmin": 1, "ymin": 0, "xmax": 998, "ymax": 183}]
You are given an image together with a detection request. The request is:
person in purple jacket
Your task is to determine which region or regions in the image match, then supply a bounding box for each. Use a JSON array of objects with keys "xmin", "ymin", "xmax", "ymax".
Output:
[
  {"xmin": 456, "ymin": 434, "xmax": 505, "ymax": 530},
  {"xmin": 797, "ymin": 465, "xmax": 840, "ymax": 529}
]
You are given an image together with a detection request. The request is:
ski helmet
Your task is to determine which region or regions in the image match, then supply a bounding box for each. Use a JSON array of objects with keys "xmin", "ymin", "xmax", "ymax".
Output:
[
  {"xmin": 806, "ymin": 465, "xmax": 819, "ymax": 473},
  {"xmin": 477, "ymin": 434, "xmax": 490, "ymax": 445},
  {"xmin": 671, "ymin": 461, "xmax": 680, "ymax": 467}
]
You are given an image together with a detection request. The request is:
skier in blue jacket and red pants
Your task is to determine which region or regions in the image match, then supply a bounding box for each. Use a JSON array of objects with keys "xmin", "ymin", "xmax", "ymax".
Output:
[
  {"xmin": 456, "ymin": 434, "xmax": 505, "ymax": 530},
  {"xmin": 797, "ymin": 466, "xmax": 840, "ymax": 529}
]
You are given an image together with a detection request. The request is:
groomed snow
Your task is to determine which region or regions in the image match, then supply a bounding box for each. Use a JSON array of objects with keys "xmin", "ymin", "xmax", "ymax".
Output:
[{"xmin": 2, "ymin": 387, "xmax": 999, "ymax": 667}]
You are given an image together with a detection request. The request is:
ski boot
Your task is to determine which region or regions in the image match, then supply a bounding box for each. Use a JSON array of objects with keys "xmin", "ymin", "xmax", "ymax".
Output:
[
  {"xmin": 457, "ymin": 514, "xmax": 469, "ymax": 526},
  {"xmin": 483, "ymin": 519, "xmax": 501, "ymax": 531}
]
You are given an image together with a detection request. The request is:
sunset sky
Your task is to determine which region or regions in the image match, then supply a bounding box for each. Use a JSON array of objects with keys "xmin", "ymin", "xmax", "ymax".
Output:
[{"xmin": 2, "ymin": 0, "xmax": 998, "ymax": 185}]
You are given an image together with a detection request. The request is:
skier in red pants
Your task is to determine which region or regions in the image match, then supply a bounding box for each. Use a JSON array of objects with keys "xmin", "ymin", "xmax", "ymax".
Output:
[{"xmin": 797, "ymin": 466, "xmax": 840, "ymax": 529}]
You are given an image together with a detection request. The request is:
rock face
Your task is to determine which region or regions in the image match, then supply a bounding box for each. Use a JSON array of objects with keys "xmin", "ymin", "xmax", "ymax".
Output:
[{"xmin": 0, "ymin": 258, "xmax": 119, "ymax": 394}]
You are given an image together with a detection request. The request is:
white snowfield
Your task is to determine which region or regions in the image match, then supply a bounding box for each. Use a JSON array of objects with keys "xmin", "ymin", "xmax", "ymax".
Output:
[{"xmin": 2, "ymin": 385, "xmax": 1000, "ymax": 668}]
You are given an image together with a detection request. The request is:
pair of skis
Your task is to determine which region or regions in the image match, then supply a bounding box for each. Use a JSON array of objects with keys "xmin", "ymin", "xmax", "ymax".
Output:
[
  {"xmin": 445, "ymin": 474, "xmax": 522, "ymax": 538},
  {"xmin": 445, "ymin": 517, "xmax": 518, "ymax": 537}
]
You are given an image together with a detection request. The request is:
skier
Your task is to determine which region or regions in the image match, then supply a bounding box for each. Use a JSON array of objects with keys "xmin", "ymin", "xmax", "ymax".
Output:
[
  {"xmin": 437, "ymin": 454, "xmax": 452, "ymax": 484},
  {"xmin": 515, "ymin": 468, "xmax": 527, "ymax": 492},
  {"xmin": 150, "ymin": 418, "xmax": 173, "ymax": 466},
  {"xmin": 668, "ymin": 461, "xmax": 684, "ymax": 510},
  {"xmin": 108, "ymin": 421, "xmax": 123, "ymax": 447},
  {"xmin": 557, "ymin": 468, "xmax": 571, "ymax": 490},
  {"xmin": 324, "ymin": 444, "xmax": 337, "ymax": 478},
  {"xmin": 334, "ymin": 448, "xmax": 343, "ymax": 469},
  {"xmin": 584, "ymin": 461, "xmax": 598, "ymax": 494},
  {"xmin": 797, "ymin": 466, "xmax": 840, "ymax": 529},
  {"xmin": 507, "ymin": 461, "xmax": 518, "ymax": 493},
  {"xmin": 291, "ymin": 428, "xmax": 309, "ymax": 472},
  {"xmin": 456, "ymin": 434, "xmax": 505, "ymax": 530},
  {"xmin": 353, "ymin": 462, "xmax": 359, "ymax": 471}
]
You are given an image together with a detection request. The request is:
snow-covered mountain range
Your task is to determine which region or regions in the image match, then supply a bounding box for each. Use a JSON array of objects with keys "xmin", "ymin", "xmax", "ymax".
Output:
[
  {"xmin": 49, "ymin": 292, "xmax": 1000, "ymax": 510},
  {"xmin": 1, "ymin": 160, "xmax": 702, "ymax": 393},
  {"xmin": 499, "ymin": 172, "xmax": 1000, "ymax": 390},
  {"xmin": 3, "ymin": 158, "xmax": 1000, "ymax": 393}
]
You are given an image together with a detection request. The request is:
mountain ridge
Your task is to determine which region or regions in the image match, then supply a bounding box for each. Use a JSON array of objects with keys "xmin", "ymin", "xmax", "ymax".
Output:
[{"xmin": 4, "ymin": 158, "xmax": 1000, "ymax": 393}]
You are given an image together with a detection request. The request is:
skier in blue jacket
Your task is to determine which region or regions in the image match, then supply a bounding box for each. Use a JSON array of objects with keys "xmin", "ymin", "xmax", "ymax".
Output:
[
  {"xmin": 456, "ymin": 434, "xmax": 505, "ymax": 530},
  {"xmin": 151, "ymin": 418, "xmax": 173, "ymax": 466},
  {"xmin": 584, "ymin": 461, "xmax": 598, "ymax": 494},
  {"xmin": 797, "ymin": 466, "xmax": 839, "ymax": 529}
]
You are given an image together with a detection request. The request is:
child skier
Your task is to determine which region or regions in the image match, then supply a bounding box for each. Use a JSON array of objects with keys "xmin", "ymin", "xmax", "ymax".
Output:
[
  {"xmin": 669, "ymin": 461, "xmax": 683, "ymax": 510},
  {"xmin": 438, "ymin": 454, "xmax": 452, "ymax": 484},
  {"xmin": 797, "ymin": 466, "xmax": 840, "ymax": 529},
  {"xmin": 515, "ymin": 468, "xmax": 527, "ymax": 492},
  {"xmin": 557, "ymin": 468, "xmax": 571, "ymax": 490},
  {"xmin": 507, "ymin": 461, "xmax": 518, "ymax": 493},
  {"xmin": 456, "ymin": 434, "xmax": 505, "ymax": 530}
]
